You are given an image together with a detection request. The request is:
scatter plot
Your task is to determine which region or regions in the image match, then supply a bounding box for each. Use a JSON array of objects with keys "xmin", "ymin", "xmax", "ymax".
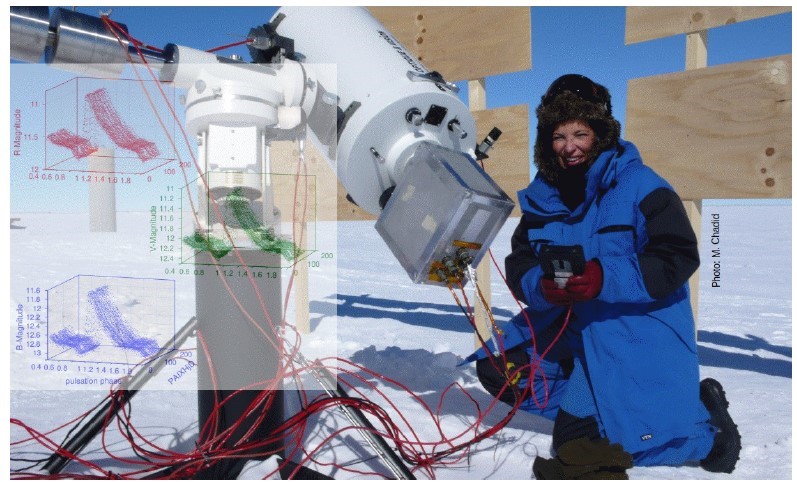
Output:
[
  {"xmin": 49, "ymin": 328, "xmax": 101, "ymax": 354},
  {"xmin": 85, "ymin": 88, "xmax": 160, "ymax": 162},
  {"xmin": 181, "ymin": 171, "xmax": 318, "ymax": 269},
  {"xmin": 46, "ymin": 128, "xmax": 97, "ymax": 159},
  {"xmin": 47, "ymin": 275, "xmax": 175, "ymax": 365},
  {"xmin": 44, "ymin": 76, "xmax": 176, "ymax": 174}
]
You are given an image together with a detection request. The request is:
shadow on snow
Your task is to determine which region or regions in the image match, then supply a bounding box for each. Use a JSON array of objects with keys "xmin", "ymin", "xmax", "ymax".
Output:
[
  {"xmin": 284, "ymin": 344, "xmax": 554, "ymax": 477},
  {"xmin": 309, "ymin": 294, "xmax": 515, "ymax": 333},
  {"xmin": 698, "ymin": 330, "xmax": 791, "ymax": 379}
]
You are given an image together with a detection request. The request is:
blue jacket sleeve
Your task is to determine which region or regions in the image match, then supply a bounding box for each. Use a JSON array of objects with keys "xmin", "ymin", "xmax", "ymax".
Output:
[
  {"xmin": 597, "ymin": 187, "xmax": 699, "ymax": 303},
  {"xmin": 505, "ymin": 215, "xmax": 560, "ymax": 310},
  {"xmin": 505, "ymin": 215, "xmax": 536, "ymax": 305},
  {"xmin": 520, "ymin": 266, "xmax": 560, "ymax": 310}
]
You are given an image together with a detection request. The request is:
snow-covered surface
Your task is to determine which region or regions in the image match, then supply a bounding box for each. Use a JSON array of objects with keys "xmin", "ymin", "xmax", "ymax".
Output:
[{"xmin": 9, "ymin": 203, "xmax": 792, "ymax": 479}]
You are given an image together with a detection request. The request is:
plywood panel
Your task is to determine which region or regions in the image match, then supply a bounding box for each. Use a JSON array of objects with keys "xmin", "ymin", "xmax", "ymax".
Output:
[
  {"xmin": 625, "ymin": 55, "xmax": 791, "ymax": 199},
  {"xmin": 268, "ymin": 140, "xmax": 357, "ymax": 222},
  {"xmin": 369, "ymin": 7, "xmax": 531, "ymax": 82},
  {"xmin": 626, "ymin": 6, "xmax": 791, "ymax": 44},
  {"xmin": 473, "ymin": 104, "xmax": 530, "ymax": 217}
]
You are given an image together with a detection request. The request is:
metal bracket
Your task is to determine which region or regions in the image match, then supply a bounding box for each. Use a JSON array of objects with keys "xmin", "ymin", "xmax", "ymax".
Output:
[{"xmin": 406, "ymin": 70, "xmax": 460, "ymax": 94}]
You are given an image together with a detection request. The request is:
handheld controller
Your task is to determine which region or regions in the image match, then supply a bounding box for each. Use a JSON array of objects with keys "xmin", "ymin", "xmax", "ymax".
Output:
[{"xmin": 539, "ymin": 245, "xmax": 586, "ymax": 289}]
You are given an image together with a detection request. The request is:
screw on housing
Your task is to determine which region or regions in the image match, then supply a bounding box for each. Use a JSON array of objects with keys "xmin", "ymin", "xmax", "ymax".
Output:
[
  {"xmin": 370, "ymin": 147, "xmax": 386, "ymax": 164},
  {"xmin": 447, "ymin": 119, "xmax": 467, "ymax": 139},
  {"xmin": 405, "ymin": 107, "xmax": 423, "ymax": 126}
]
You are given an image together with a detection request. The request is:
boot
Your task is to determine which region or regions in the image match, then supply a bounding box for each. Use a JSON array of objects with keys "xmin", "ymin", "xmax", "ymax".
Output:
[
  {"xmin": 699, "ymin": 378, "xmax": 741, "ymax": 473},
  {"xmin": 533, "ymin": 437, "xmax": 633, "ymax": 480}
]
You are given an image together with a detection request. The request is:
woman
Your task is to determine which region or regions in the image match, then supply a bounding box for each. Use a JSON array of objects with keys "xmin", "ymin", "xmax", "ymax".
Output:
[{"xmin": 471, "ymin": 74, "xmax": 741, "ymax": 478}]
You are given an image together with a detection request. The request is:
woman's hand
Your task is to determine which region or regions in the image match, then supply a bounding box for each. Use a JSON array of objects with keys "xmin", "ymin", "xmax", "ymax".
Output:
[
  {"xmin": 565, "ymin": 260, "xmax": 603, "ymax": 301},
  {"xmin": 541, "ymin": 277, "xmax": 572, "ymax": 306}
]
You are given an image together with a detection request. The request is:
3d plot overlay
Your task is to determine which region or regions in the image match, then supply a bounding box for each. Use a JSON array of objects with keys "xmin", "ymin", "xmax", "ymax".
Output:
[{"xmin": 47, "ymin": 275, "xmax": 176, "ymax": 365}]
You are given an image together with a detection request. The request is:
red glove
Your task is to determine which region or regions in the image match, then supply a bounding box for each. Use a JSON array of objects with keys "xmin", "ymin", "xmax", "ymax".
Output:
[
  {"xmin": 541, "ymin": 277, "xmax": 572, "ymax": 306},
  {"xmin": 566, "ymin": 260, "xmax": 603, "ymax": 301}
]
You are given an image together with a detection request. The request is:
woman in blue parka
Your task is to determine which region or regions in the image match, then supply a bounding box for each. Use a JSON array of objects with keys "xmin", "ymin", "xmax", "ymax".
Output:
[{"xmin": 473, "ymin": 75, "xmax": 741, "ymax": 479}]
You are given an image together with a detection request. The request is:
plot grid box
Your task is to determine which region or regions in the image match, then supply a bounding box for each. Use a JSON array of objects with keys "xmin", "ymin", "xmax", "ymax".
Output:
[
  {"xmin": 44, "ymin": 76, "xmax": 176, "ymax": 174},
  {"xmin": 180, "ymin": 171, "xmax": 319, "ymax": 268},
  {"xmin": 46, "ymin": 275, "xmax": 176, "ymax": 365}
]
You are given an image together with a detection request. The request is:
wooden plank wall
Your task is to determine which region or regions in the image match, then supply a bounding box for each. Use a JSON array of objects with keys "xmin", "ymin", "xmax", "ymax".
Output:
[
  {"xmin": 370, "ymin": 6, "xmax": 531, "ymax": 82},
  {"xmin": 625, "ymin": 6, "xmax": 791, "ymax": 321},
  {"xmin": 625, "ymin": 55, "xmax": 792, "ymax": 200},
  {"xmin": 626, "ymin": 6, "xmax": 791, "ymax": 44}
]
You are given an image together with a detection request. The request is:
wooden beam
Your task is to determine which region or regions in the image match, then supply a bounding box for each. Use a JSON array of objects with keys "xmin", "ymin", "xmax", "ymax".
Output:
[
  {"xmin": 469, "ymin": 79, "xmax": 492, "ymax": 348},
  {"xmin": 626, "ymin": 55, "xmax": 792, "ymax": 200},
  {"xmin": 469, "ymin": 78, "xmax": 488, "ymax": 109},
  {"xmin": 294, "ymin": 191, "xmax": 310, "ymax": 335},
  {"xmin": 683, "ymin": 30, "xmax": 706, "ymax": 322},
  {"xmin": 626, "ymin": 6, "xmax": 791, "ymax": 44},
  {"xmin": 683, "ymin": 199, "xmax": 702, "ymax": 324},
  {"xmin": 267, "ymin": 142, "xmax": 322, "ymax": 334},
  {"xmin": 685, "ymin": 30, "xmax": 707, "ymax": 71},
  {"xmin": 369, "ymin": 7, "xmax": 531, "ymax": 82}
]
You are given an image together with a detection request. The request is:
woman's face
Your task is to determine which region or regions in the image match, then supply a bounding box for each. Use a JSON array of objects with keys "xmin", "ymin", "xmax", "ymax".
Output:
[{"xmin": 552, "ymin": 120, "xmax": 596, "ymax": 171}]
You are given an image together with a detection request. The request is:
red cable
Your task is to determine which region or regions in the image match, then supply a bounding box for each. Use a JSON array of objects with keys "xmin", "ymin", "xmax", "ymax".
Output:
[
  {"xmin": 103, "ymin": 16, "xmax": 164, "ymax": 53},
  {"xmin": 206, "ymin": 38, "xmax": 253, "ymax": 53},
  {"xmin": 14, "ymin": 20, "xmax": 583, "ymax": 479}
]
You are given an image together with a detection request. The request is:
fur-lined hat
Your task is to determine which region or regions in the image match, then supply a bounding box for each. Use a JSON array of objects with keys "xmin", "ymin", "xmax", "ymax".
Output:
[{"xmin": 534, "ymin": 74, "xmax": 621, "ymax": 185}]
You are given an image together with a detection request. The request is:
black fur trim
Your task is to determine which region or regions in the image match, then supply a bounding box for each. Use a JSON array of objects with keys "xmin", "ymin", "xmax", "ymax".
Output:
[{"xmin": 534, "ymin": 91, "xmax": 621, "ymax": 185}]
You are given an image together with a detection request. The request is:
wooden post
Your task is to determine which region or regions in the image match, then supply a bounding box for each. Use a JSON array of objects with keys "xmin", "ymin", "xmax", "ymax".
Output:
[
  {"xmin": 469, "ymin": 78, "xmax": 488, "ymax": 113},
  {"xmin": 294, "ymin": 223, "xmax": 309, "ymax": 334},
  {"xmin": 685, "ymin": 31, "xmax": 708, "ymax": 71},
  {"xmin": 469, "ymin": 78, "xmax": 493, "ymax": 347},
  {"xmin": 294, "ymin": 144, "xmax": 310, "ymax": 334},
  {"xmin": 684, "ymin": 29, "xmax": 707, "ymax": 323},
  {"xmin": 683, "ymin": 199, "xmax": 702, "ymax": 321}
]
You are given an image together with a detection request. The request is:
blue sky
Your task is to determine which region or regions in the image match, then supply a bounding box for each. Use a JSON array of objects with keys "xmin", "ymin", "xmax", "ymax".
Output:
[
  {"xmin": 8, "ymin": 6, "xmax": 792, "ymax": 211},
  {"xmin": 69, "ymin": 6, "xmax": 792, "ymax": 120},
  {"xmin": 78, "ymin": 6, "xmax": 790, "ymax": 127}
]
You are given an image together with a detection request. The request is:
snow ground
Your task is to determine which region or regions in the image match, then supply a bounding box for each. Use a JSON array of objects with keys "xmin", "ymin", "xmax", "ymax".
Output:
[{"xmin": 8, "ymin": 202, "xmax": 792, "ymax": 479}]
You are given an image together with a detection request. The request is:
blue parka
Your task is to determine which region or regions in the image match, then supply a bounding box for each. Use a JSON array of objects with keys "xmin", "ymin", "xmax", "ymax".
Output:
[{"xmin": 472, "ymin": 139, "xmax": 711, "ymax": 458}]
